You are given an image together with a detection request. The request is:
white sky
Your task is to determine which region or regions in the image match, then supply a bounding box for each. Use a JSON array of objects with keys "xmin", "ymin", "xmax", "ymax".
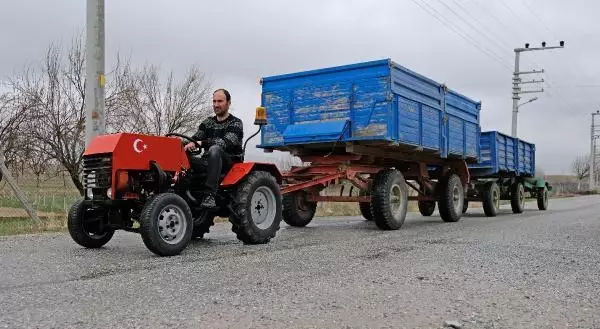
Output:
[{"xmin": 1, "ymin": 0, "xmax": 599, "ymax": 174}]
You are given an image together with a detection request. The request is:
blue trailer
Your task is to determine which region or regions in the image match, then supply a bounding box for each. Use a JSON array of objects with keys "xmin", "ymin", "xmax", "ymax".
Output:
[
  {"xmin": 258, "ymin": 58, "xmax": 483, "ymax": 229},
  {"xmin": 461, "ymin": 131, "xmax": 551, "ymax": 216}
]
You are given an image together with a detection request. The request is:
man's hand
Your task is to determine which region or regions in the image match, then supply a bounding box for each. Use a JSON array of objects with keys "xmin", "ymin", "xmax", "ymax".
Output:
[{"xmin": 184, "ymin": 141, "xmax": 200, "ymax": 152}]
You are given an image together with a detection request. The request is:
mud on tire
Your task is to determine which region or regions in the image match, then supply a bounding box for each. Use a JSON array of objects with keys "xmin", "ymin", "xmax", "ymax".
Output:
[
  {"xmin": 230, "ymin": 171, "xmax": 282, "ymax": 244},
  {"xmin": 68, "ymin": 199, "xmax": 114, "ymax": 249}
]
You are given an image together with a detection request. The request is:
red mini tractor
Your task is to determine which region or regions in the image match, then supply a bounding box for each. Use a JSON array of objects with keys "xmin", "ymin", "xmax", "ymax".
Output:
[{"xmin": 68, "ymin": 108, "xmax": 283, "ymax": 256}]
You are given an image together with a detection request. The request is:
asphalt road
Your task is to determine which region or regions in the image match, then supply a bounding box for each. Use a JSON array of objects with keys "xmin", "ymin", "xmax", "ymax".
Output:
[{"xmin": 1, "ymin": 195, "xmax": 600, "ymax": 329}]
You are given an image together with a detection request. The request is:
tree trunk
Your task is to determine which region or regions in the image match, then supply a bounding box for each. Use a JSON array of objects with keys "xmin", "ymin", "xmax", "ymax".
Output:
[
  {"xmin": 67, "ymin": 168, "xmax": 84, "ymax": 196},
  {"xmin": 578, "ymin": 180, "xmax": 581, "ymax": 191}
]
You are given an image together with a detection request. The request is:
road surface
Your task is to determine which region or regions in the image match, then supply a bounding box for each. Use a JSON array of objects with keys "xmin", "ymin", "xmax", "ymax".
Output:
[{"xmin": 1, "ymin": 196, "xmax": 600, "ymax": 329}]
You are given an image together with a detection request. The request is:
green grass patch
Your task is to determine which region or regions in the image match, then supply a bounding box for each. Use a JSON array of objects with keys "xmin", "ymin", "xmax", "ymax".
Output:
[{"xmin": 0, "ymin": 216, "xmax": 67, "ymax": 236}]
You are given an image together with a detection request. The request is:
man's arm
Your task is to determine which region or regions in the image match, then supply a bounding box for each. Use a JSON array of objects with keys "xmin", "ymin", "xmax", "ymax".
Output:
[{"xmin": 191, "ymin": 121, "xmax": 207, "ymax": 142}]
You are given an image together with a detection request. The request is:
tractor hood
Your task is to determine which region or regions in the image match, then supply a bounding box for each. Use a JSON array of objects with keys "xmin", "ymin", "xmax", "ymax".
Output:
[{"xmin": 84, "ymin": 133, "xmax": 190, "ymax": 172}]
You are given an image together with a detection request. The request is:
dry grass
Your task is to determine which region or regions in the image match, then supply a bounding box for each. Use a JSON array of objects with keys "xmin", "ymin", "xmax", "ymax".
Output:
[{"xmin": 0, "ymin": 215, "xmax": 67, "ymax": 236}]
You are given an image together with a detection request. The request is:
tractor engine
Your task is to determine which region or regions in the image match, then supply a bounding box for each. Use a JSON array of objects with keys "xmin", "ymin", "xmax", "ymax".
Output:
[{"xmin": 82, "ymin": 133, "xmax": 190, "ymax": 202}]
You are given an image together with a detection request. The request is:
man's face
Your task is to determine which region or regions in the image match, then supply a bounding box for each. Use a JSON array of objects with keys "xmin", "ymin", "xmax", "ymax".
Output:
[{"xmin": 213, "ymin": 91, "xmax": 230, "ymax": 116}]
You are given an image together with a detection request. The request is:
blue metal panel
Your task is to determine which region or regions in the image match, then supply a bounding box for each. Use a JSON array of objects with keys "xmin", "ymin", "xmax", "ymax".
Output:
[
  {"xmin": 258, "ymin": 58, "xmax": 482, "ymax": 162},
  {"xmin": 469, "ymin": 131, "xmax": 536, "ymax": 177},
  {"xmin": 282, "ymin": 120, "xmax": 350, "ymax": 144}
]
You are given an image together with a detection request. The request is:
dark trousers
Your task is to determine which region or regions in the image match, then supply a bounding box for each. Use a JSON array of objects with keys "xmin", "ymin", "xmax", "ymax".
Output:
[{"xmin": 190, "ymin": 145, "xmax": 232, "ymax": 195}]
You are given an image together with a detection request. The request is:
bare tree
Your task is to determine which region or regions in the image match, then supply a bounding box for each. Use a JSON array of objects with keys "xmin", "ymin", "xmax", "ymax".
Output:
[
  {"xmin": 572, "ymin": 154, "xmax": 590, "ymax": 191},
  {"xmin": 112, "ymin": 64, "xmax": 212, "ymax": 136},
  {"xmin": 6, "ymin": 37, "xmax": 131, "ymax": 195},
  {"xmin": 0, "ymin": 89, "xmax": 28, "ymax": 168},
  {"xmin": 6, "ymin": 35, "xmax": 212, "ymax": 195}
]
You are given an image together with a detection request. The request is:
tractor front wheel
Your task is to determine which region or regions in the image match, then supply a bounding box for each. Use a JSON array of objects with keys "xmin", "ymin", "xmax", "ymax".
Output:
[
  {"xmin": 68, "ymin": 199, "xmax": 114, "ymax": 249},
  {"xmin": 230, "ymin": 171, "xmax": 282, "ymax": 244},
  {"xmin": 140, "ymin": 193, "xmax": 193, "ymax": 256}
]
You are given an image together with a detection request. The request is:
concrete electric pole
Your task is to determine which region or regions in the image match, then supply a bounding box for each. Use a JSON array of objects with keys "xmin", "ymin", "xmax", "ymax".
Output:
[
  {"xmin": 84, "ymin": 0, "xmax": 106, "ymax": 147},
  {"xmin": 590, "ymin": 110, "xmax": 600, "ymax": 190},
  {"xmin": 512, "ymin": 41, "xmax": 565, "ymax": 138}
]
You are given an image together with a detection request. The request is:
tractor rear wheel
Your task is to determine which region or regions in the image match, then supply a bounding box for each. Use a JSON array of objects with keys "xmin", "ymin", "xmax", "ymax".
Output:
[
  {"xmin": 370, "ymin": 169, "xmax": 408, "ymax": 230},
  {"xmin": 230, "ymin": 171, "xmax": 282, "ymax": 244},
  {"xmin": 438, "ymin": 174, "xmax": 464, "ymax": 223},
  {"xmin": 140, "ymin": 193, "xmax": 193, "ymax": 256},
  {"xmin": 282, "ymin": 190, "xmax": 317, "ymax": 227},
  {"xmin": 418, "ymin": 201, "xmax": 436, "ymax": 217},
  {"xmin": 68, "ymin": 199, "xmax": 114, "ymax": 249}
]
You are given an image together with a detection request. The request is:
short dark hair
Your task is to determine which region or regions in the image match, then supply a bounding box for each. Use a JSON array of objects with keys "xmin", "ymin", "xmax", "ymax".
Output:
[{"xmin": 213, "ymin": 88, "xmax": 231, "ymax": 102}]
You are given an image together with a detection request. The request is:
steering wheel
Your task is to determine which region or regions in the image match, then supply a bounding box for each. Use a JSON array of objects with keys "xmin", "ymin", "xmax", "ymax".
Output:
[{"xmin": 165, "ymin": 133, "xmax": 202, "ymax": 155}]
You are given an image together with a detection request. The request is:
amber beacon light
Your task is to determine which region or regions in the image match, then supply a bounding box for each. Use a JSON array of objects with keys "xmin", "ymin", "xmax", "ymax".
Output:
[{"xmin": 254, "ymin": 106, "xmax": 267, "ymax": 126}]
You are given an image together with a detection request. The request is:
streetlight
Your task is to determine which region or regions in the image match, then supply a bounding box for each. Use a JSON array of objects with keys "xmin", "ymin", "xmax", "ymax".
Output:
[
  {"xmin": 517, "ymin": 97, "xmax": 538, "ymax": 108},
  {"xmin": 512, "ymin": 41, "xmax": 565, "ymax": 138}
]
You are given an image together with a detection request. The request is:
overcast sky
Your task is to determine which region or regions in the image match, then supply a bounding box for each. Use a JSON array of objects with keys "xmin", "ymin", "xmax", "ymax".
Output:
[{"xmin": 1, "ymin": 0, "xmax": 599, "ymax": 174}]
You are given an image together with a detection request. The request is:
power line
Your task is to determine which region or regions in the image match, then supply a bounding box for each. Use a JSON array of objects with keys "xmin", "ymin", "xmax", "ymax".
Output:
[
  {"xmin": 409, "ymin": 0, "xmax": 512, "ymax": 70},
  {"xmin": 434, "ymin": 0, "xmax": 512, "ymax": 62},
  {"xmin": 447, "ymin": 0, "xmax": 513, "ymax": 49}
]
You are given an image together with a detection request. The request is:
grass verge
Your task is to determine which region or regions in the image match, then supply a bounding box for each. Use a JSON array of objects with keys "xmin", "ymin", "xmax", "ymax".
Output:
[{"xmin": 0, "ymin": 216, "xmax": 67, "ymax": 236}]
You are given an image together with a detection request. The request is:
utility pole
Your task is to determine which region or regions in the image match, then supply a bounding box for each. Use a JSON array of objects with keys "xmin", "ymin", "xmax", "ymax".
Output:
[
  {"xmin": 512, "ymin": 41, "xmax": 565, "ymax": 138},
  {"xmin": 84, "ymin": 0, "xmax": 106, "ymax": 147},
  {"xmin": 590, "ymin": 110, "xmax": 600, "ymax": 190}
]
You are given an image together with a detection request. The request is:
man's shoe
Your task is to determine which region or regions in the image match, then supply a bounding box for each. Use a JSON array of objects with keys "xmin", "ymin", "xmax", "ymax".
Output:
[{"xmin": 200, "ymin": 194, "xmax": 217, "ymax": 209}]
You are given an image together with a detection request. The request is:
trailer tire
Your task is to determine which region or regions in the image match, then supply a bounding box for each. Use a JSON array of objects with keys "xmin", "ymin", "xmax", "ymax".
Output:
[
  {"xmin": 358, "ymin": 189, "xmax": 373, "ymax": 221},
  {"xmin": 438, "ymin": 174, "xmax": 464, "ymax": 223},
  {"xmin": 370, "ymin": 169, "xmax": 408, "ymax": 230},
  {"xmin": 282, "ymin": 190, "xmax": 316, "ymax": 227},
  {"xmin": 537, "ymin": 186, "xmax": 548, "ymax": 211},
  {"xmin": 418, "ymin": 201, "xmax": 436, "ymax": 217},
  {"xmin": 462, "ymin": 201, "xmax": 469, "ymax": 214},
  {"xmin": 140, "ymin": 193, "xmax": 194, "ymax": 256},
  {"xmin": 230, "ymin": 171, "xmax": 282, "ymax": 244},
  {"xmin": 482, "ymin": 181, "xmax": 500, "ymax": 217},
  {"xmin": 68, "ymin": 199, "xmax": 114, "ymax": 249},
  {"xmin": 510, "ymin": 182, "xmax": 525, "ymax": 214},
  {"xmin": 191, "ymin": 213, "xmax": 215, "ymax": 239}
]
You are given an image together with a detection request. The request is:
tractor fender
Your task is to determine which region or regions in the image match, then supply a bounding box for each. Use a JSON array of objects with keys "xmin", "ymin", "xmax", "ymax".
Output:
[{"xmin": 220, "ymin": 162, "xmax": 282, "ymax": 188}]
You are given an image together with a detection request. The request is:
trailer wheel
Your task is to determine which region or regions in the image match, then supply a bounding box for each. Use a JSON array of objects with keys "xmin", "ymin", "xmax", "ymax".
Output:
[
  {"xmin": 537, "ymin": 186, "xmax": 548, "ymax": 210},
  {"xmin": 418, "ymin": 201, "xmax": 436, "ymax": 217},
  {"xmin": 191, "ymin": 213, "xmax": 215, "ymax": 239},
  {"xmin": 510, "ymin": 182, "xmax": 525, "ymax": 213},
  {"xmin": 230, "ymin": 171, "xmax": 282, "ymax": 244},
  {"xmin": 482, "ymin": 181, "xmax": 500, "ymax": 217},
  {"xmin": 140, "ymin": 193, "xmax": 194, "ymax": 256},
  {"xmin": 282, "ymin": 190, "xmax": 317, "ymax": 227},
  {"xmin": 438, "ymin": 174, "xmax": 464, "ymax": 222},
  {"xmin": 370, "ymin": 169, "xmax": 408, "ymax": 230},
  {"xmin": 359, "ymin": 189, "xmax": 373, "ymax": 221},
  {"xmin": 68, "ymin": 199, "xmax": 114, "ymax": 249},
  {"xmin": 462, "ymin": 201, "xmax": 469, "ymax": 214}
]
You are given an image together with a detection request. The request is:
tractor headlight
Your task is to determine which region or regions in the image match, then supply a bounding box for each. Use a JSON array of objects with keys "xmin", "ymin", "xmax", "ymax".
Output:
[
  {"xmin": 106, "ymin": 188, "xmax": 113, "ymax": 199},
  {"xmin": 87, "ymin": 188, "xmax": 93, "ymax": 199}
]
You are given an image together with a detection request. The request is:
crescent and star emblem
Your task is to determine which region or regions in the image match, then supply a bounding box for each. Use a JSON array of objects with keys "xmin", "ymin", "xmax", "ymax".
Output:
[{"xmin": 133, "ymin": 139, "xmax": 148, "ymax": 153}]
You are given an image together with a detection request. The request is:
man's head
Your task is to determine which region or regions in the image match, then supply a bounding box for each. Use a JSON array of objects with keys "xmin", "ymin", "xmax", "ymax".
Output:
[{"xmin": 213, "ymin": 89, "xmax": 231, "ymax": 118}]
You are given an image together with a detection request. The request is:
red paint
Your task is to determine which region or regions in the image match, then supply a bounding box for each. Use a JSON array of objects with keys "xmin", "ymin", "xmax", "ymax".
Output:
[{"xmin": 221, "ymin": 163, "xmax": 256, "ymax": 187}]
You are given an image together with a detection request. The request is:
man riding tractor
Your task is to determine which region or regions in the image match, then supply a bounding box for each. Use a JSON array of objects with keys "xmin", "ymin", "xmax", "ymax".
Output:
[{"xmin": 67, "ymin": 89, "xmax": 283, "ymax": 256}]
